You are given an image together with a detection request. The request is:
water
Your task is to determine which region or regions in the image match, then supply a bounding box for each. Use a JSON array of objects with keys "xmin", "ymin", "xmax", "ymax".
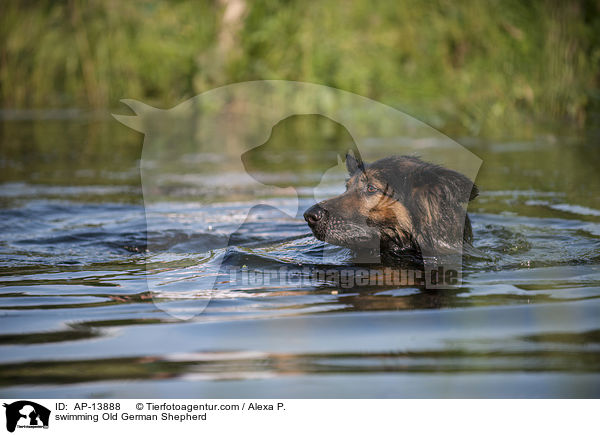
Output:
[{"xmin": 1, "ymin": 116, "xmax": 599, "ymax": 398}]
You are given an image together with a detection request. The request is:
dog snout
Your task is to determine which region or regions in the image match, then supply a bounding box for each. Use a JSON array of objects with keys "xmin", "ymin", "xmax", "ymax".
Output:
[{"xmin": 304, "ymin": 204, "xmax": 326, "ymax": 226}]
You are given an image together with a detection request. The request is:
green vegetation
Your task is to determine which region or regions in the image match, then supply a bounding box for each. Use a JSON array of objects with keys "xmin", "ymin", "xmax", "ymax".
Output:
[{"xmin": 1, "ymin": 0, "xmax": 599, "ymax": 137}]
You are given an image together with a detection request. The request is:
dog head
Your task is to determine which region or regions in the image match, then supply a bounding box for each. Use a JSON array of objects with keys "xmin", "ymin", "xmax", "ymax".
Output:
[{"xmin": 304, "ymin": 153, "xmax": 478, "ymax": 259}]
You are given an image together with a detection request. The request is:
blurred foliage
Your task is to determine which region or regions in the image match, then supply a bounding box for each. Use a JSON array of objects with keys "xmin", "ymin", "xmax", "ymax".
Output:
[{"xmin": 0, "ymin": 0, "xmax": 599, "ymax": 137}]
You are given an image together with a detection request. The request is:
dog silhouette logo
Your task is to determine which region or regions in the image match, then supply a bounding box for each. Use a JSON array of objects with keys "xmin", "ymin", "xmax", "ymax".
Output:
[
  {"xmin": 3, "ymin": 401, "xmax": 50, "ymax": 433},
  {"xmin": 114, "ymin": 80, "xmax": 482, "ymax": 319}
]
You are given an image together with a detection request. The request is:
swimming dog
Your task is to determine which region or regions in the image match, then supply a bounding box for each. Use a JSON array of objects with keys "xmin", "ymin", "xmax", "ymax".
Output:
[{"xmin": 304, "ymin": 154, "xmax": 478, "ymax": 264}]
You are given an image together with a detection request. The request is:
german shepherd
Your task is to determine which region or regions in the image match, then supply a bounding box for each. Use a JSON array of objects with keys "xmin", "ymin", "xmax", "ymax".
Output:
[{"xmin": 304, "ymin": 154, "xmax": 478, "ymax": 264}]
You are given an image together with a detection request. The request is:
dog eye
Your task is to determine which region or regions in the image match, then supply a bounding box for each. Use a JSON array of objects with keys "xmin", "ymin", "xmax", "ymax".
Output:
[{"xmin": 366, "ymin": 184, "xmax": 379, "ymax": 194}]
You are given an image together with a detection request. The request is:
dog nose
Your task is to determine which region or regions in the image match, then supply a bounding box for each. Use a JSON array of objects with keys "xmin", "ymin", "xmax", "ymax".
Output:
[{"xmin": 304, "ymin": 204, "xmax": 325, "ymax": 225}]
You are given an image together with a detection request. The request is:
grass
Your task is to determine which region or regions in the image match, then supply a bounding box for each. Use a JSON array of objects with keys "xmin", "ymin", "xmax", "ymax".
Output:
[{"xmin": 1, "ymin": 0, "xmax": 599, "ymax": 138}]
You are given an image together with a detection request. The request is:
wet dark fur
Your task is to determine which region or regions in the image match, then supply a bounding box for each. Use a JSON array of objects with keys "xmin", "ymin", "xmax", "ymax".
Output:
[{"xmin": 304, "ymin": 154, "xmax": 478, "ymax": 264}]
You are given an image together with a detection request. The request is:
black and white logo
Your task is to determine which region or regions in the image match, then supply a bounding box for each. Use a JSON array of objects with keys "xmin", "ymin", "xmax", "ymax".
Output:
[{"xmin": 3, "ymin": 401, "xmax": 50, "ymax": 433}]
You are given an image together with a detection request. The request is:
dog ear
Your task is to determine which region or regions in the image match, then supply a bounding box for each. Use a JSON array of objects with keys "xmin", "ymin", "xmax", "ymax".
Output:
[{"xmin": 345, "ymin": 152, "xmax": 364, "ymax": 175}]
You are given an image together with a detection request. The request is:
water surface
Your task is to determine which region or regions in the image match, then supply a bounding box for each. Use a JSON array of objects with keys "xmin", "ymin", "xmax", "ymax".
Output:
[{"xmin": 1, "ymin": 116, "xmax": 599, "ymax": 398}]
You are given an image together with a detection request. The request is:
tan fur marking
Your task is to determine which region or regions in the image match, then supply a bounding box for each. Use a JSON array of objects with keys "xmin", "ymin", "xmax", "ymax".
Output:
[{"xmin": 369, "ymin": 200, "xmax": 413, "ymax": 231}]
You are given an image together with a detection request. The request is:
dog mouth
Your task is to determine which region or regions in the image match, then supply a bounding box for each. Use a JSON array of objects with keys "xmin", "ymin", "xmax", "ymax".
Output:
[
  {"xmin": 305, "ymin": 217, "xmax": 379, "ymax": 249},
  {"xmin": 305, "ymin": 221, "xmax": 329, "ymax": 243},
  {"xmin": 303, "ymin": 203, "xmax": 382, "ymax": 250}
]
